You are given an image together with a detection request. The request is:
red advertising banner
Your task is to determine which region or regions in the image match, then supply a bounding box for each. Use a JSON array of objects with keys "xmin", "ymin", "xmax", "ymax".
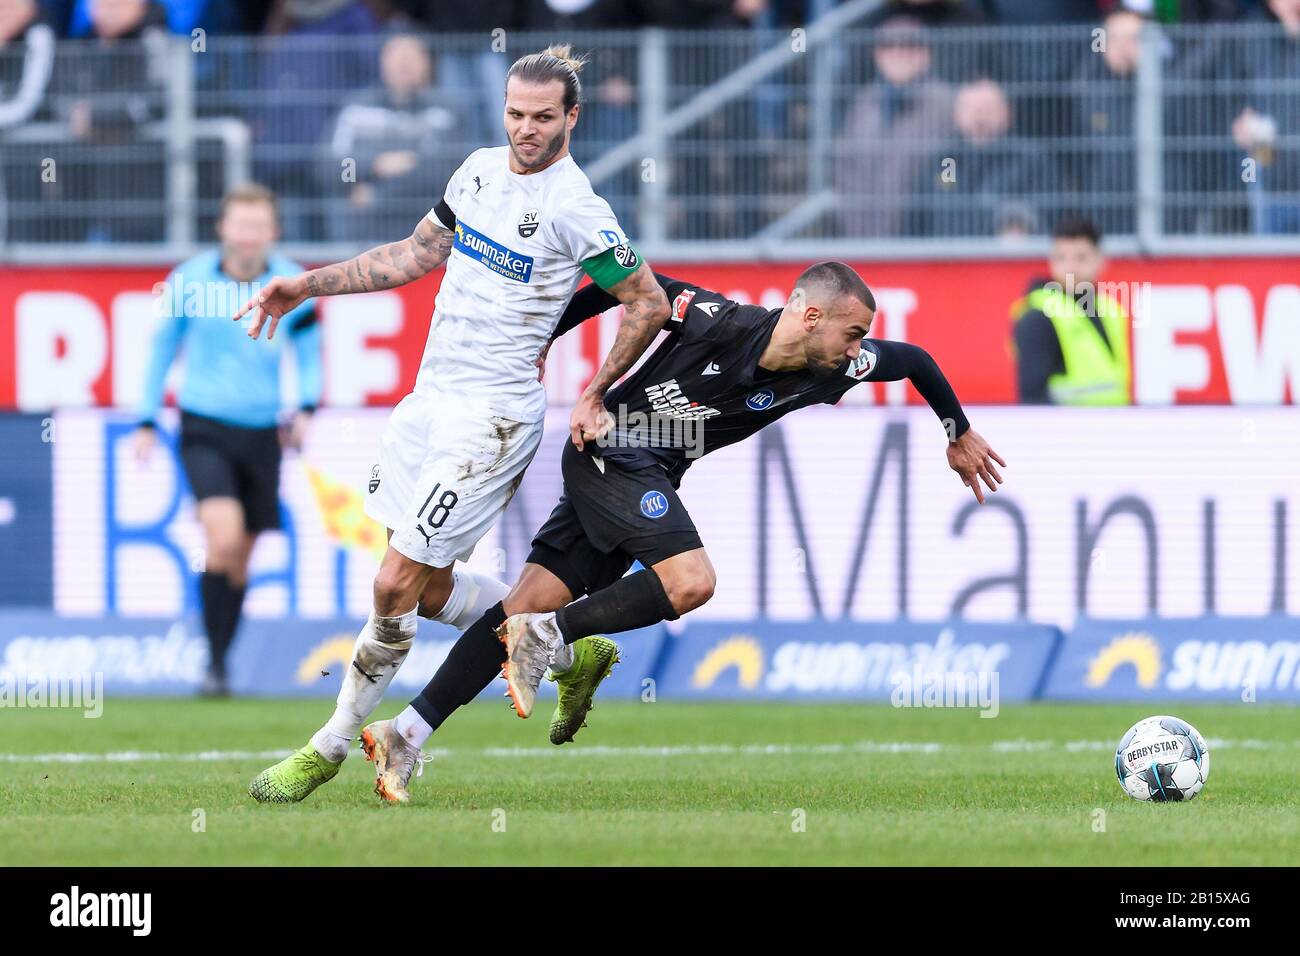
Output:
[{"xmin": 1, "ymin": 258, "xmax": 1297, "ymax": 408}]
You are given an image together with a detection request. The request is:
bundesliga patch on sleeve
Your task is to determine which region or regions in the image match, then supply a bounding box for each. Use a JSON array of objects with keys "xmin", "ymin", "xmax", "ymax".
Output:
[
  {"xmin": 672, "ymin": 288, "xmax": 697, "ymax": 321},
  {"xmin": 846, "ymin": 343, "xmax": 878, "ymax": 380}
]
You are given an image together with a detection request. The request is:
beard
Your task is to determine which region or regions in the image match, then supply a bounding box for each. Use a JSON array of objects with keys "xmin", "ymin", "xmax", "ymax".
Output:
[
  {"xmin": 512, "ymin": 128, "xmax": 566, "ymax": 170},
  {"xmin": 808, "ymin": 357, "xmax": 842, "ymax": 379},
  {"xmin": 804, "ymin": 336, "xmax": 843, "ymax": 378}
]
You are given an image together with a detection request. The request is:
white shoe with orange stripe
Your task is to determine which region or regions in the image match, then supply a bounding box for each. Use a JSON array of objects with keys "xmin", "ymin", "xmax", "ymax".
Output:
[{"xmin": 497, "ymin": 612, "xmax": 561, "ymax": 719}]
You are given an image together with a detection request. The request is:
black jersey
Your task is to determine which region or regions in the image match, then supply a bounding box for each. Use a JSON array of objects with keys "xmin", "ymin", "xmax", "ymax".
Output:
[{"xmin": 555, "ymin": 274, "xmax": 969, "ymax": 485}]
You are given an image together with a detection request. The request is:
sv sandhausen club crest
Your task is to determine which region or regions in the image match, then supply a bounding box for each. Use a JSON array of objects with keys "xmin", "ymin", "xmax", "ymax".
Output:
[{"xmin": 518, "ymin": 208, "xmax": 540, "ymax": 238}]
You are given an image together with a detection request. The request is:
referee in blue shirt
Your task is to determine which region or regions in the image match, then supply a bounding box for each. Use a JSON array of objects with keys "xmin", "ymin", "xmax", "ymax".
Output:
[{"xmin": 132, "ymin": 184, "xmax": 322, "ymax": 697}]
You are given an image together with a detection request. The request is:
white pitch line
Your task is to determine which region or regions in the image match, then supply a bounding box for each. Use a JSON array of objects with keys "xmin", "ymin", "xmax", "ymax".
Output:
[{"xmin": 0, "ymin": 738, "xmax": 1287, "ymax": 764}]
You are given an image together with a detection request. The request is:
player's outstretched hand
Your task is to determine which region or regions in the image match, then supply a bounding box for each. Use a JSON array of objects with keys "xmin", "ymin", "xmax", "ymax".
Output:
[
  {"xmin": 234, "ymin": 274, "xmax": 309, "ymax": 341},
  {"xmin": 947, "ymin": 428, "xmax": 1006, "ymax": 504},
  {"xmin": 570, "ymin": 391, "xmax": 614, "ymax": 452}
]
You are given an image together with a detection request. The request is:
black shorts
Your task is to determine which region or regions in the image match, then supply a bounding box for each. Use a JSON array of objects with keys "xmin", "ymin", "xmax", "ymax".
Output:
[
  {"xmin": 178, "ymin": 410, "xmax": 283, "ymax": 533},
  {"xmin": 527, "ymin": 442, "xmax": 703, "ymax": 598}
]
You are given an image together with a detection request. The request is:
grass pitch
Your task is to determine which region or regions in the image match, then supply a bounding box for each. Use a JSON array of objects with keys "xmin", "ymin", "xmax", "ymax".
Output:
[{"xmin": 1, "ymin": 698, "xmax": 1297, "ymax": 866}]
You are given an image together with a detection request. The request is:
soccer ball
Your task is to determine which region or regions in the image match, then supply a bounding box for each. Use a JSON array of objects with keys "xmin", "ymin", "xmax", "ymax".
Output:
[{"xmin": 1114, "ymin": 715, "xmax": 1210, "ymax": 802}]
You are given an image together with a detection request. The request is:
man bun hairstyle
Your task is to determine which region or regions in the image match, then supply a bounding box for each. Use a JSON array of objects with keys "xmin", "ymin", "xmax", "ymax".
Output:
[
  {"xmin": 795, "ymin": 261, "xmax": 876, "ymax": 312},
  {"xmin": 506, "ymin": 44, "xmax": 587, "ymax": 112}
]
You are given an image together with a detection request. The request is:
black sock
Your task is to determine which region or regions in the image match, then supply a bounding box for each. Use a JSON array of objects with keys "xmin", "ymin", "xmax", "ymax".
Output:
[
  {"xmin": 555, "ymin": 569, "xmax": 678, "ymax": 644},
  {"xmin": 199, "ymin": 572, "xmax": 232, "ymax": 677},
  {"xmin": 410, "ymin": 601, "xmax": 508, "ymax": 733},
  {"xmin": 223, "ymin": 579, "xmax": 247, "ymax": 670},
  {"xmin": 199, "ymin": 572, "xmax": 247, "ymax": 678}
]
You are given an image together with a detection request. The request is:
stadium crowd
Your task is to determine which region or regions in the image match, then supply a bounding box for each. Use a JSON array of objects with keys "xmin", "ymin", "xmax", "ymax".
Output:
[
  {"xmin": 2, "ymin": 0, "xmax": 1299, "ymax": 243},
  {"xmin": 0, "ymin": 1, "xmax": 1275, "ymax": 37}
]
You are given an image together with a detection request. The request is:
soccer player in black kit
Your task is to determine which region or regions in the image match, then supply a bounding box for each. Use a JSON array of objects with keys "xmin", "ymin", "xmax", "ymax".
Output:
[{"xmin": 359, "ymin": 261, "xmax": 1007, "ymax": 802}]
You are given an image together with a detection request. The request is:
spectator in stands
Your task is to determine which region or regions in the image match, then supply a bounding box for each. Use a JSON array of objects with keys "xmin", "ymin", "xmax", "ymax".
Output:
[
  {"xmin": 1010, "ymin": 217, "xmax": 1132, "ymax": 405},
  {"xmin": 252, "ymin": 0, "xmax": 381, "ymax": 241},
  {"xmin": 1066, "ymin": 6, "xmax": 1145, "ymax": 235},
  {"xmin": 634, "ymin": 0, "xmax": 749, "ymax": 26},
  {"xmin": 0, "ymin": 0, "xmax": 56, "ymax": 242},
  {"xmin": 833, "ymin": 15, "xmax": 953, "ymax": 237},
  {"xmin": 1232, "ymin": 0, "xmax": 1300, "ymax": 232},
  {"xmin": 1099, "ymin": 0, "xmax": 1241, "ymax": 21},
  {"xmin": 325, "ymin": 33, "xmax": 466, "ymax": 241},
  {"xmin": 0, "ymin": 0, "xmax": 53, "ymax": 124},
  {"xmin": 1157, "ymin": 0, "xmax": 1249, "ymax": 233},
  {"xmin": 396, "ymin": 0, "xmax": 518, "ymax": 146},
  {"xmin": 63, "ymin": 0, "xmax": 248, "ymax": 36},
  {"xmin": 521, "ymin": 0, "xmax": 636, "ymax": 27},
  {"xmin": 522, "ymin": 0, "xmax": 639, "ymax": 164},
  {"xmin": 869, "ymin": 0, "xmax": 986, "ymax": 28},
  {"xmin": 981, "ymin": 0, "xmax": 1100, "ymax": 22},
  {"xmin": 870, "ymin": 0, "xmax": 989, "ymax": 80},
  {"xmin": 993, "ymin": 200, "xmax": 1041, "ymax": 240},
  {"xmin": 739, "ymin": 0, "xmax": 841, "ymax": 142},
  {"xmin": 922, "ymin": 78, "xmax": 1052, "ymax": 236},
  {"xmin": 51, "ymin": 0, "xmax": 168, "ymax": 241}
]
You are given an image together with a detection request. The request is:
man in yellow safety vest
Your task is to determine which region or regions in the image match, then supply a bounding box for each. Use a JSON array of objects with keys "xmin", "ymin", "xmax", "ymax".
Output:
[{"xmin": 1010, "ymin": 217, "xmax": 1132, "ymax": 405}]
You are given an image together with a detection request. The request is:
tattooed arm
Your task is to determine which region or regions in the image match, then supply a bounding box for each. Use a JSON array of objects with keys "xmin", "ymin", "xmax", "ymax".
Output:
[
  {"xmin": 234, "ymin": 217, "xmax": 454, "ymax": 340},
  {"xmin": 570, "ymin": 260, "xmax": 671, "ymax": 450}
]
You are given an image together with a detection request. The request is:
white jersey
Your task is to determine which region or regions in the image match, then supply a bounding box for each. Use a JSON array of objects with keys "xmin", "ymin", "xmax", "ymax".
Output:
[{"xmin": 417, "ymin": 146, "xmax": 631, "ymax": 423}]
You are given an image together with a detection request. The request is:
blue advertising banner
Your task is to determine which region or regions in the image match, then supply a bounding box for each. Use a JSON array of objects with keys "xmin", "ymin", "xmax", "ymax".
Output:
[
  {"xmin": 1043, "ymin": 616, "xmax": 1300, "ymax": 702},
  {"xmin": 0, "ymin": 415, "xmax": 52, "ymax": 607},
  {"xmin": 653, "ymin": 621, "xmax": 1062, "ymax": 702},
  {"xmin": 0, "ymin": 611, "xmax": 664, "ymax": 700}
]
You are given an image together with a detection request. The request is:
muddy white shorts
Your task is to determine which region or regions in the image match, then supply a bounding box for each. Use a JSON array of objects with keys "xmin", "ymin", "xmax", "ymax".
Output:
[{"xmin": 363, "ymin": 391, "xmax": 545, "ymax": 567}]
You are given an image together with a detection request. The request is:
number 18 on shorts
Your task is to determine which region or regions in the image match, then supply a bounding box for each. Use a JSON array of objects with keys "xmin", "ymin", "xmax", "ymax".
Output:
[{"xmin": 363, "ymin": 392, "xmax": 545, "ymax": 567}]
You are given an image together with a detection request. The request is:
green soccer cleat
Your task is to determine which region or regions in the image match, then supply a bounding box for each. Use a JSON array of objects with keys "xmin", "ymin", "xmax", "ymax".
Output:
[
  {"xmin": 548, "ymin": 636, "xmax": 620, "ymax": 745},
  {"xmin": 247, "ymin": 745, "xmax": 342, "ymax": 803}
]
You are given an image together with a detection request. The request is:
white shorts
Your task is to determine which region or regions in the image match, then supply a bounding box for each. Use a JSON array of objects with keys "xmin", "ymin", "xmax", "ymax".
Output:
[{"xmin": 363, "ymin": 392, "xmax": 545, "ymax": 567}]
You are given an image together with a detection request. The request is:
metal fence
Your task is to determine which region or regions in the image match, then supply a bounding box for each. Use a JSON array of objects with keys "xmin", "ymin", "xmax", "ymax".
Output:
[{"xmin": 3, "ymin": 18, "xmax": 1300, "ymax": 263}]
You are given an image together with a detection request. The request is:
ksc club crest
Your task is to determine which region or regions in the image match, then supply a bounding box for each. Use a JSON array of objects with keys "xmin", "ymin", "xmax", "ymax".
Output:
[{"xmin": 518, "ymin": 208, "xmax": 540, "ymax": 238}]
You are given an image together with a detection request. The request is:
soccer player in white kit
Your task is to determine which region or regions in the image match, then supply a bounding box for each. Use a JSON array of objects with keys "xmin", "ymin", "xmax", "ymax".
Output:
[{"xmin": 238, "ymin": 45, "xmax": 671, "ymax": 802}]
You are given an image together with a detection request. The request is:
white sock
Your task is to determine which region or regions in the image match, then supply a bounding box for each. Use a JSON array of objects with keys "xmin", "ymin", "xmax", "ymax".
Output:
[
  {"xmin": 429, "ymin": 569, "xmax": 509, "ymax": 629},
  {"xmin": 393, "ymin": 705, "xmax": 434, "ymax": 749},
  {"xmin": 309, "ymin": 605, "xmax": 418, "ymax": 763}
]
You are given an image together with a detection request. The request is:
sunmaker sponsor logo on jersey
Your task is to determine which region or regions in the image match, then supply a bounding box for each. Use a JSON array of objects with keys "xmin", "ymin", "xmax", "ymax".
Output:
[{"xmin": 452, "ymin": 221, "xmax": 533, "ymax": 283}]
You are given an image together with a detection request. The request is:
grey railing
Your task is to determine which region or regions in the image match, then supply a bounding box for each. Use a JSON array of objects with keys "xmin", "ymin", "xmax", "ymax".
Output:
[{"xmin": 4, "ymin": 15, "xmax": 1300, "ymax": 263}]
